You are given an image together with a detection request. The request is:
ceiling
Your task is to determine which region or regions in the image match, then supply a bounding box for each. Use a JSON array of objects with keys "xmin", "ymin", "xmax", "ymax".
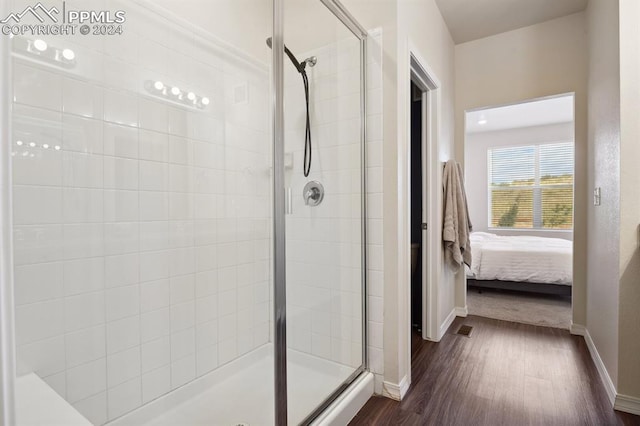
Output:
[
  {"xmin": 466, "ymin": 95, "xmax": 574, "ymax": 134},
  {"xmin": 436, "ymin": 0, "xmax": 588, "ymax": 44}
]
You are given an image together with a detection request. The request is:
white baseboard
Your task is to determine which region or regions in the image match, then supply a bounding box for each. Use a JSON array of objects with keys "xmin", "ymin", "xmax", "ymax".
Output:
[
  {"xmin": 455, "ymin": 306, "xmax": 468, "ymax": 317},
  {"xmin": 381, "ymin": 375, "xmax": 409, "ymax": 401},
  {"xmin": 437, "ymin": 308, "xmax": 457, "ymax": 341},
  {"xmin": 576, "ymin": 326, "xmax": 640, "ymax": 416},
  {"xmin": 583, "ymin": 329, "xmax": 616, "ymax": 406},
  {"xmin": 570, "ymin": 323, "xmax": 586, "ymax": 336},
  {"xmin": 614, "ymin": 394, "xmax": 640, "ymax": 415}
]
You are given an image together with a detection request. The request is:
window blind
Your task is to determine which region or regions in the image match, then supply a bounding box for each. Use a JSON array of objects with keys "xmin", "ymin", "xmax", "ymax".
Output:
[{"xmin": 488, "ymin": 142, "xmax": 574, "ymax": 230}]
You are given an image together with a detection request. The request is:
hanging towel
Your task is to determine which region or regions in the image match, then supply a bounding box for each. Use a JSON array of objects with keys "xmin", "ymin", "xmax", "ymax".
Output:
[
  {"xmin": 442, "ymin": 160, "xmax": 473, "ymax": 272},
  {"xmin": 457, "ymin": 162, "xmax": 473, "ymax": 233}
]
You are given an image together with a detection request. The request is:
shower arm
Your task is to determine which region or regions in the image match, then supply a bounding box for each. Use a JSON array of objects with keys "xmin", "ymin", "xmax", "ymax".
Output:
[{"xmin": 265, "ymin": 37, "xmax": 310, "ymax": 73}]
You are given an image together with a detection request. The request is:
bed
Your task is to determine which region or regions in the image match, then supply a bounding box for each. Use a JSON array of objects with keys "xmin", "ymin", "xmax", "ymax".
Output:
[{"xmin": 466, "ymin": 232, "xmax": 573, "ymax": 296}]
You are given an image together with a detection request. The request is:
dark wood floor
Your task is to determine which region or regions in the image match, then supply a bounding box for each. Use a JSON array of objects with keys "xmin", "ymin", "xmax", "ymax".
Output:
[{"xmin": 351, "ymin": 315, "xmax": 640, "ymax": 426}]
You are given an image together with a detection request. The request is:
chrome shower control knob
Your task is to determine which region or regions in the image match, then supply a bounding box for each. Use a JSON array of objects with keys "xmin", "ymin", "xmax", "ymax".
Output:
[
  {"xmin": 305, "ymin": 187, "xmax": 319, "ymax": 201},
  {"xmin": 303, "ymin": 181, "xmax": 324, "ymax": 206}
]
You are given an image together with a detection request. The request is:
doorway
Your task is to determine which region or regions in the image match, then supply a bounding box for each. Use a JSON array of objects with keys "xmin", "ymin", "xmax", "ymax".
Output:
[
  {"xmin": 406, "ymin": 53, "xmax": 440, "ymax": 371},
  {"xmin": 410, "ymin": 81, "xmax": 424, "ymax": 359},
  {"xmin": 463, "ymin": 94, "xmax": 575, "ymax": 330}
]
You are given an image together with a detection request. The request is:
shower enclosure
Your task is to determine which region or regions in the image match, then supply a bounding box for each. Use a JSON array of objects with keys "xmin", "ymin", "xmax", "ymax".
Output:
[{"xmin": 0, "ymin": 0, "xmax": 369, "ymax": 424}]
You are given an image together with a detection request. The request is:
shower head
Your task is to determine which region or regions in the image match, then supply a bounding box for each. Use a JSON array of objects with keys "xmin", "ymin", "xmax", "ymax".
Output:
[{"xmin": 265, "ymin": 37, "xmax": 316, "ymax": 73}]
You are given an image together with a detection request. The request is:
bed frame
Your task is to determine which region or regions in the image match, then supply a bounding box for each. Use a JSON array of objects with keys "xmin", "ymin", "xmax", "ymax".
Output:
[{"xmin": 467, "ymin": 278, "xmax": 572, "ymax": 297}]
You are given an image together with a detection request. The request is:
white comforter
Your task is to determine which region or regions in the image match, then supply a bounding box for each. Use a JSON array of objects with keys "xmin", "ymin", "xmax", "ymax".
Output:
[{"xmin": 467, "ymin": 232, "xmax": 572, "ymax": 285}]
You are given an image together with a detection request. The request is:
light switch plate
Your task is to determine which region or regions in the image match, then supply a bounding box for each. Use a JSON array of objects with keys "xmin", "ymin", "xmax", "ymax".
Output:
[{"xmin": 593, "ymin": 187, "xmax": 601, "ymax": 206}]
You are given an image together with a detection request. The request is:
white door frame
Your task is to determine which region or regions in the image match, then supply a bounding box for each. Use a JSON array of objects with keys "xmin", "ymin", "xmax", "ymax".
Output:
[{"xmin": 408, "ymin": 52, "xmax": 440, "ymax": 344}]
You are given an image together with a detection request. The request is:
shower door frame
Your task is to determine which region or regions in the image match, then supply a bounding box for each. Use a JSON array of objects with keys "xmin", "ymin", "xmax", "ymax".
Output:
[
  {"xmin": 272, "ymin": 0, "xmax": 370, "ymax": 424},
  {"xmin": 0, "ymin": 0, "xmax": 16, "ymax": 422}
]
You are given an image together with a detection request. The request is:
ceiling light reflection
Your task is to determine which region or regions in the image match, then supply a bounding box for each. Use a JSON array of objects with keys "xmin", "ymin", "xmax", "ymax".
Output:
[{"xmin": 33, "ymin": 39, "xmax": 47, "ymax": 52}]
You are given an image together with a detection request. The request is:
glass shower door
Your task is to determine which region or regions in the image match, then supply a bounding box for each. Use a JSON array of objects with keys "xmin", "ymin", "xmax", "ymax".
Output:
[
  {"xmin": 4, "ymin": 0, "xmax": 367, "ymax": 423},
  {"xmin": 281, "ymin": 0, "xmax": 367, "ymax": 423},
  {"xmin": 8, "ymin": 0, "xmax": 276, "ymax": 424}
]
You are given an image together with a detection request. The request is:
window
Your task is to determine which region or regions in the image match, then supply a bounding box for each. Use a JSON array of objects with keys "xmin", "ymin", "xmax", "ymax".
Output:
[{"xmin": 488, "ymin": 142, "xmax": 574, "ymax": 230}]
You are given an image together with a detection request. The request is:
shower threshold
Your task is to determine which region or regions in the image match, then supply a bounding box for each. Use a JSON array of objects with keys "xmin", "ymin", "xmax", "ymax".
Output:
[{"xmin": 107, "ymin": 344, "xmax": 358, "ymax": 425}]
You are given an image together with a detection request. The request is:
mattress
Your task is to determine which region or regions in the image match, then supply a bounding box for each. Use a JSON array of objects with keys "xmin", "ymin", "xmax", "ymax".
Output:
[{"xmin": 467, "ymin": 232, "xmax": 572, "ymax": 285}]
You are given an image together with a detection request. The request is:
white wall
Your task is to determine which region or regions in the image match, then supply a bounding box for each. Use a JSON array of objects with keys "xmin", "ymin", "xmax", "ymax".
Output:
[
  {"xmin": 152, "ymin": 0, "xmax": 272, "ymax": 63},
  {"xmin": 395, "ymin": 0, "xmax": 457, "ymax": 389},
  {"xmin": 339, "ymin": 0, "xmax": 457, "ymax": 396},
  {"xmin": 465, "ymin": 122, "xmax": 574, "ymax": 240},
  {"xmin": 341, "ymin": 0, "xmax": 396, "ymax": 395},
  {"xmin": 583, "ymin": 0, "xmax": 640, "ymax": 406},
  {"xmin": 454, "ymin": 12, "xmax": 588, "ymax": 325},
  {"xmin": 585, "ymin": 0, "xmax": 621, "ymax": 391},
  {"xmin": 615, "ymin": 0, "xmax": 640, "ymax": 402},
  {"xmin": 11, "ymin": 3, "xmax": 271, "ymax": 423}
]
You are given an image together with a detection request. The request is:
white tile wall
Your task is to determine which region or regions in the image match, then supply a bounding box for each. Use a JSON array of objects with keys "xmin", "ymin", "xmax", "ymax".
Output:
[
  {"xmin": 366, "ymin": 30, "xmax": 385, "ymax": 394},
  {"xmin": 11, "ymin": 4, "xmax": 271, "ymax": 423},
  {"xmin": 283, "ymin": 29, "xmax": 384, "ymax": 384}
]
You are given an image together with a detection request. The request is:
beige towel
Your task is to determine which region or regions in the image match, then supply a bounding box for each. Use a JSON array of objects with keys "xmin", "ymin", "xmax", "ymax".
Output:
[
  {"xmin": 443, "ymin": 160, "xmax": 472, "ymax": 272},
  {"xmin": 457, "ymin": 162, "xmax": 473, "ymax": 233}
]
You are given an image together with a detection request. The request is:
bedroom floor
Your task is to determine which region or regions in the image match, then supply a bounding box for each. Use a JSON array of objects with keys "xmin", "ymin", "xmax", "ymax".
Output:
[
  {"xmin": 350, "ymin": 316, "xmax": 640, "ymax": 426},
  {"xmin": 466, "ymin": 288, "xmax": 572, "ymax": 329}
]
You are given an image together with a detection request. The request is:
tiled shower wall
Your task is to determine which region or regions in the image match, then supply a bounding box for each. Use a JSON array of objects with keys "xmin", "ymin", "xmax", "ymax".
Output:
[
  {"xmin": 11, "ymin": 2, "xmax": 271, "ymax": 423},
  {"xmin": 364, "ymin": 30, "xmax": 384, "ymax": 394},
  {"xmin": 283, "ymin": 29, "xmax": 383, "ymax": 382}
]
